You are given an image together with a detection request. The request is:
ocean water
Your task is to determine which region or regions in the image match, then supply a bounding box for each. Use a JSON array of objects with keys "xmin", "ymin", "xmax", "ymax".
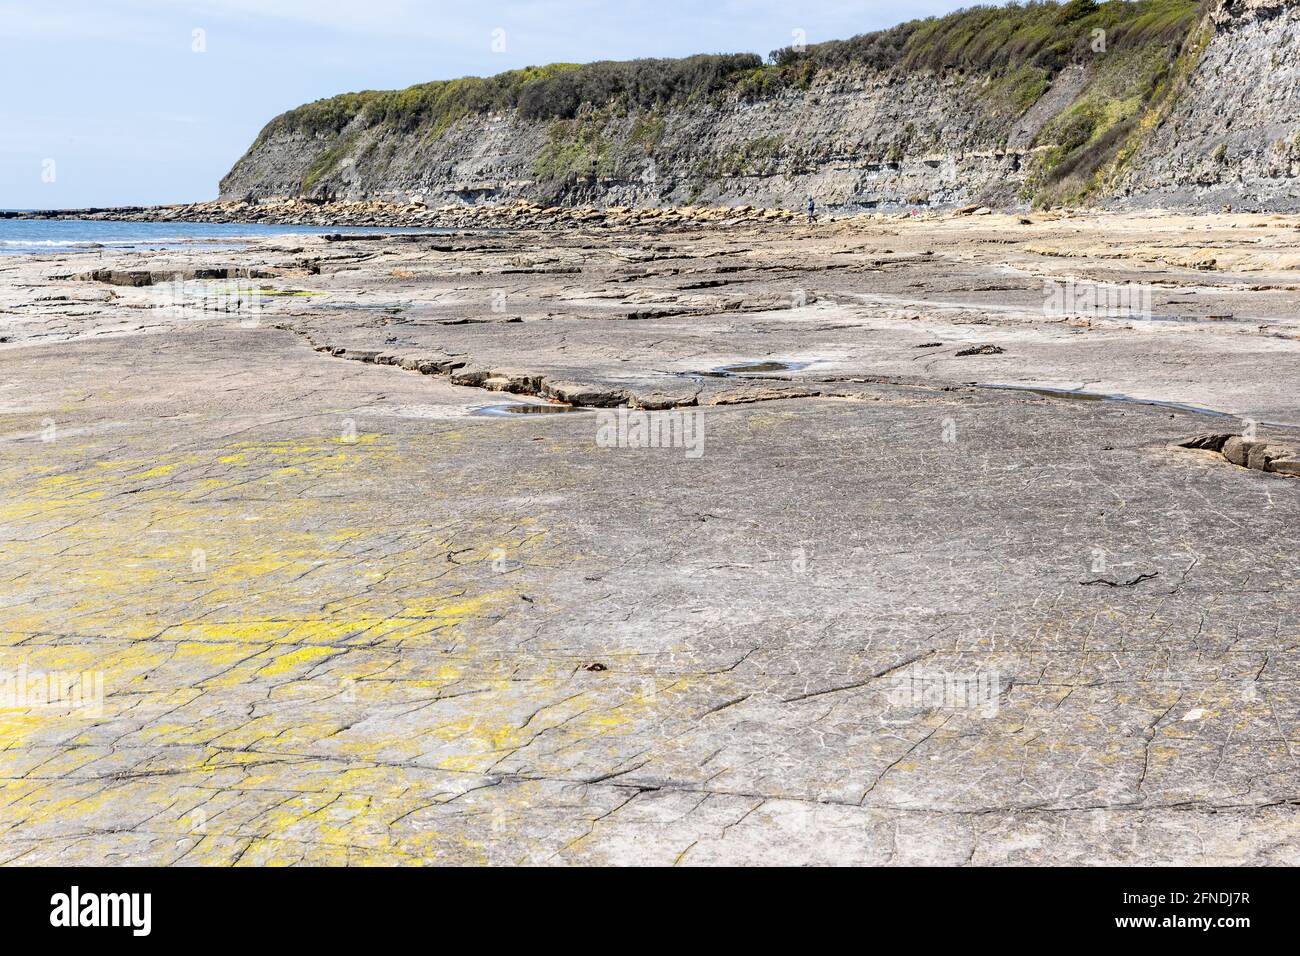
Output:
[{"xmin": 0, "ymin": 217, "xmax": 448, "ymax": 255}]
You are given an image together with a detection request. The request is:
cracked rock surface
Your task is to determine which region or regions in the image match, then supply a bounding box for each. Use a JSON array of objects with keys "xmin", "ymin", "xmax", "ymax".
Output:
[{"xmin": 0, "ymin": 210, "xmax": 1297, "ymax": 865}]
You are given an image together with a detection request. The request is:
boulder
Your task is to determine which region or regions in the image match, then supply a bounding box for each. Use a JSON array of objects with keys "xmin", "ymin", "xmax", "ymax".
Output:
[
  {"xmin": 541, "ymin": 380, "xmax": 629, "ymax": 407},
  {"xmin": 1222, "ymin": 436, "xmax": 1261, "ymax": 467}
]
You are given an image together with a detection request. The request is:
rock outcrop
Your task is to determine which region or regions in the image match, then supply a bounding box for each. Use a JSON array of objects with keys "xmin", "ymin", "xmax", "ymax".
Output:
[
  {"xmin": 1111, "ymin": 0, "xmax": 1300, "ymax": 210},
  {"xmin": 217, "ymin": 0, "xmax": 1300, "ymax": 212},
  {"xmin": 1179, "ymin": 432, "xmax": 1300, "ymax": 477}
]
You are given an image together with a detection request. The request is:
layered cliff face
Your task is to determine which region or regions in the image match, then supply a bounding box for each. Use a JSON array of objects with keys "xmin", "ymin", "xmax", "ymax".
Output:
[
  {"xmin": 219, "ymin": 0, "xmax": 1300, "ymax": 211},
  {"xmin": 1111, "ymin": 0, "xmax": 1300, "ymax": 209}
]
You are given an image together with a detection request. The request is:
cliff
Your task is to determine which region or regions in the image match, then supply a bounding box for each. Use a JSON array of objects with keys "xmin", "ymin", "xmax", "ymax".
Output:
[
  {"xmin": 1110, "ymin": 0, "xmax": 1300, "ymax": 208},
  {"xmin": 219, "ymin": 0, "xmax": 1300, "ymax": 211}
]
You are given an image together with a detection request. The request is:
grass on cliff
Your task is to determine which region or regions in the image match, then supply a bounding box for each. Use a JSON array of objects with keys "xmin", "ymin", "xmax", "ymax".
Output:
[
  {"xmin": 247, "ymin": 0, "xmax": 1207, "ymax": 202},
  {"xmin": 261, "ymin": 0, "xmax": 1203, "ymax": 146},
  {"xmin": 262, "ymin": 55, "xmax": 764, "ymax": 142},
  {"xmin": 1054, "ymin": 16, "xmax": 1214, "ymax": 204},
  {"xmin": 1020, "ymin": 10, "xmax": 1211, "ymax": 207},
  {"xmin": 983, "ymin": 63, "xmax": 1054, "ymax": 114}
]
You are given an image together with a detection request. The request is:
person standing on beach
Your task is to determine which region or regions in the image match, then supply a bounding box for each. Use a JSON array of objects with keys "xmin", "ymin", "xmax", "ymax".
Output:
[{"xmin": 806, "ymin": 196, "xmax": 816, "ymax": 223}]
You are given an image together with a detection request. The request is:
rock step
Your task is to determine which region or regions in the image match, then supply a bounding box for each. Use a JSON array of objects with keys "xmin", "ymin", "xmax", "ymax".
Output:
[{"xmin": 1178, "ymin": 433, "xmax": 1300, "ymax": 477}]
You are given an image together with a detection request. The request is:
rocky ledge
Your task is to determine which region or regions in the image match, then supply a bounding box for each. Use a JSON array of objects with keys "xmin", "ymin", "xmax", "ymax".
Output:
[
  {"xmin": 7, "ymin": 198, "xmax": 802, "ymax": 231},
  {"xmin": 1179, "ymin": 433, "xmax": 1300, "ymax": 477}
]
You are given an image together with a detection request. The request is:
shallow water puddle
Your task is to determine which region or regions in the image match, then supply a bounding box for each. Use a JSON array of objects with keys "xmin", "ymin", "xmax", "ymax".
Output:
[
  {"xmin": 717, "ymin": 360, "xmax": 813, "ymax": 375},
  {"xmin": 317, "ymin": 301, "xmax": 412, "ymax": 312},
  {"xmin": 977, "ymin": 384, "xmax": 1242, "ymax": 421},
  {"xmin": 674, "ymin": 359, "xmax": 816, "ymax": 382},
  {"xmin": 473, "ymin": 402, "xmax": 590, "ymax": 417}
]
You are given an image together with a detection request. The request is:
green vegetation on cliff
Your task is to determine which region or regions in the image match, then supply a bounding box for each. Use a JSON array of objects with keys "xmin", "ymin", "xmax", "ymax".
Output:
[
  {"xmin": 262, "ymin": 0, "xmax": 1203, "ymax": 145},
  {"xmin": 774, "ymin": 0, "xmax": 1199, "ymax": 74},
  {"xmin": 1020, "ymin": 6, "xmax": 1210, "ymax": 206},
  {"xmin": 260, "ymin": 56, "xmax": 764, "ymax": 141},
  {"xmin": 237, "ymin": 0, "xmax": 1209, "ymax": 206}
]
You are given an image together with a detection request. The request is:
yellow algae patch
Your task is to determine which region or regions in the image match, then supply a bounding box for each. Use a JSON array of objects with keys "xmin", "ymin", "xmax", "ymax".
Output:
[
  {"xmin": 579, "ymin": 681, "xmax": 676, "ymax": 734},
  {"xmin": 12, "ymin": 746, "xmax": 104, "ymax": 778},
  {"xmin": 438, "ymin": 753, "xmax": 507, "ymax": 774},
  {"xmin": 255, "ymin": 288, "xmax": 326, "ymax": 297},
  {"xmin": 282, "ymin": 617, "xmax": 404, "ymax": 645},
  {"xmin": 164, "ymin": 615, "xmax": 426, "ymax": 648},
  {"xmin": 25, "ymin": 473, "xmax": 107, "ymax": 502},
  {"xmin": 254, "ymin": 719, "xmax": 345, "ymax": 749},
  {"xmin": 62, "ymin": 562, "xmax": 168, "ymax": 594},
  {"xmin": 416, "ymin": 678, "xmax": 668, "ymax": 775},
  {"xmin": 27, "ymin": 454, "xmax": 192, "ymax": 499},
  {"xmin": 205, "ymin": 554, "xmax": 317, "ymax": 584},
  {"xmin": 246, "ymin": 791, "xmax": 401, "ymax": 855},
  {"xmin": 232, "ymin": 837, "xmax": 346, "ymax": 867},
  {"xmin": 0, "ymin": 419, "xmax": 561, "ymax": 856},
  {"xmin": 130, "ymin": 463, "xmax": 183, "ymax": 480},
  {"xmin": 0, "ymin": 711, "xmax": 70, "ymax": 745},
  {"xmin": 138, "ymin": 721, "xmax": 222, "ymax": 747},
  {"xmin": 165, "ymin": 640, "xmax": 258, "ymax": 667},
  {"xmin": 257, "ymin": 645, "xmax": 342, "ymax": 678},
  {"xmin": 209, "ymin": 714, "xmax": 297, "ymax": 749},
  {"xmin": 212, "ymin": 751, "xmax": 310, "ymax": 772},
  {"xmin": 0, "ymin": 644, "xmax": 113, "ymax": 674},
  {"xmin": 231, "ymin": 836, "xmax": 412, "ymax": 867},
  {"xmin": 108, "ymin": 641, "xmax": 266, "ymax": 693},
  {"xmin": 322, "ymin": 528, "xmax": 367, "ymax": 544},
  {"xmin": 202, "ymin": 435, "xmax": 395, "ymax": 486},
  {"xmin": 398, "ymin": 592, "xmax": 507, "ymax": 628},
  {"xmin": 159, "ymin": 618, "xmax": 286, "ymax": 644},
  {"xmin": 223, "ymin": 434, "xmax": 383, "ymax": 455}
]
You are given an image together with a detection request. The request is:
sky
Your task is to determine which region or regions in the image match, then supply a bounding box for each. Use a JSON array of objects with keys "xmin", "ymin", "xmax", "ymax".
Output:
[{"xmin": 0, "ymin": 0, "xmax": 974, "ymax": 208}]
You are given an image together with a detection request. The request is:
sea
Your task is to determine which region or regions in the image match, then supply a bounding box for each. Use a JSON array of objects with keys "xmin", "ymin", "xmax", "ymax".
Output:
[{"xmin": 0, "ymin": 217, "xmax": 447, "ymax": 255}]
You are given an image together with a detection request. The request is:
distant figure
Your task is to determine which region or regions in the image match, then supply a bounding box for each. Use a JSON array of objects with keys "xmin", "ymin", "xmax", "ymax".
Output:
[{"xmin": 806, "ymin": 196, "xmax": 816, "ymax": 223}]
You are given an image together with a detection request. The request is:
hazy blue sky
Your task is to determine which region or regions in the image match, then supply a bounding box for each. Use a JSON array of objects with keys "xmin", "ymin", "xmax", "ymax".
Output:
[{"xmin": 1, "ymin": 1, "xmax": 973, "ymax": 208}]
